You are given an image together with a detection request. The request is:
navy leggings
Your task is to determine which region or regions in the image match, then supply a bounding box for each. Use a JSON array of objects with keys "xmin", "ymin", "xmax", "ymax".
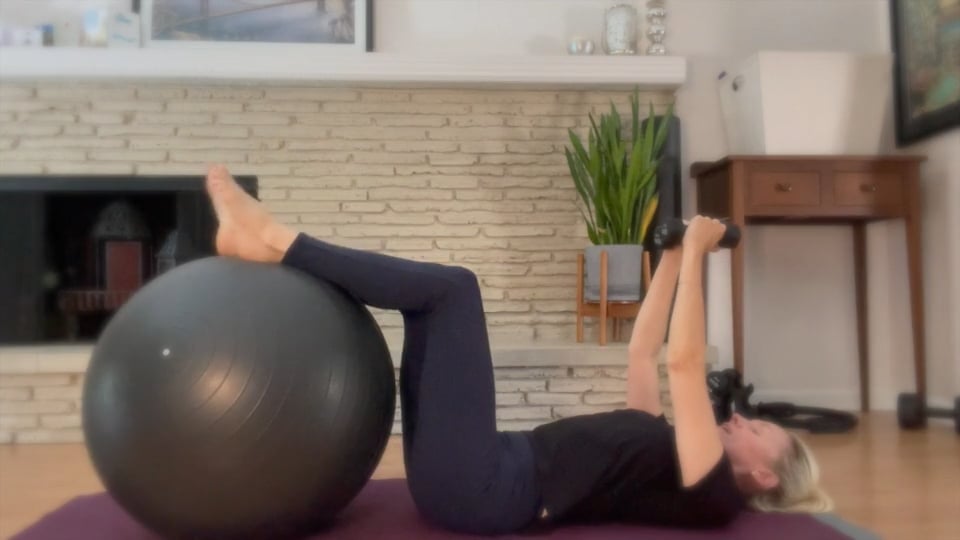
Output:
[{"xmin": 281, "ymin": 233, "xmax": 542, "ymax": 535}]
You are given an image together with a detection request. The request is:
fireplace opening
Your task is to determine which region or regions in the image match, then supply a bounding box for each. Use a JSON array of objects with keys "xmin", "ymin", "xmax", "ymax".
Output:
[{"xmin": 0, "ymin": 175, "xmax": 258, "ymax": 345}]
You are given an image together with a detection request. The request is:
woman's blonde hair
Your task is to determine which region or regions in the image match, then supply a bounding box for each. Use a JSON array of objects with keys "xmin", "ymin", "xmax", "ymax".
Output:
[{"xmin": 749, "ymin": 432, "xmax": 834, "ymax": 513}]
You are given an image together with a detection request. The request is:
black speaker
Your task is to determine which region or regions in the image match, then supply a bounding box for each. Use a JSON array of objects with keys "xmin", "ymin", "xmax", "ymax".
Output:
[{"xmin": 641, "ymin": 115, "xmax": 682, "ymax": 269}]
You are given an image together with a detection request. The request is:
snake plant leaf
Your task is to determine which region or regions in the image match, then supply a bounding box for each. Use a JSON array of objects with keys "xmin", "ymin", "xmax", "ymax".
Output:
[
  {"xmin": 640, "ymin": 192, "xmax": 660, "ymax": 243},
  {"xmin": 651, "ymin": 102, "xmax": 674, "ymax": 158},
  {"xmin": 565, "ymin": 145, "xmax": 599, "ymax": 243},
  {"xmin": 563, "ymin": 87, "xmax": 674, "ymax": 246},
  {"xmin": 623, "ymin": 140, "xmax": 646, "ymax": 241}
]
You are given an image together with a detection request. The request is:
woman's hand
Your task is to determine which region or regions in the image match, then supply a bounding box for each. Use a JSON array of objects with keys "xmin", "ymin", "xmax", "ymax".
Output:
[{"xmin": 682, "ymin": 216, "xmax": 727, "ymax": 254}]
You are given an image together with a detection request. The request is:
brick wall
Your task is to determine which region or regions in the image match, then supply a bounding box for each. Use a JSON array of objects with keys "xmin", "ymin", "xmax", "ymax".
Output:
[
  {"xmin": 0, "ymin": 82, "xmax": 673, "ymax": 342},
  {"xmin": 0, "ymin": 374, "xmax": 84, "ymax": 444},
  {"xmin": 0, "ymin": 82, "xmax": 682, "ymax": 444},
  {"xmin": 0, "ymin": 359, "xmax": 692, "ymax": 444},
  {"xmin": 393, "ymin": 364, "xmax": 677, "ymax": 435}
]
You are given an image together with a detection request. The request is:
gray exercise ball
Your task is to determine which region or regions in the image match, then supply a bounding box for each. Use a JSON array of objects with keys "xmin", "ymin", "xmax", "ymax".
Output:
[{"xmin": 82, "ymin": 257, "xmax": 396, "ymax": 539}]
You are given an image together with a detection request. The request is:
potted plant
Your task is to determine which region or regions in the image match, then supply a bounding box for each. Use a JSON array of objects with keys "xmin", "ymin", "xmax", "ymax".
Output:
[{"xmin": 565, "ymin": 88, "xmax": 673, "ymax": 302}]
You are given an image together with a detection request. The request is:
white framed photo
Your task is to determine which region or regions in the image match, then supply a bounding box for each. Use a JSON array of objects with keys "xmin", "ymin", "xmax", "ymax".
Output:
[{"xmin": 139, "ymin": 0, "xmax": 371, "ymax": 52}]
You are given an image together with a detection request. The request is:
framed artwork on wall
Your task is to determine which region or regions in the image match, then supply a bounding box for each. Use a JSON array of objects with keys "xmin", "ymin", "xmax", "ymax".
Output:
[
  {"xmin": 889, "ymin": 0, "xmax": 960, "ymax": 145},
  {"xmin": 135, "ymin": 0, "xmax": 373, "ymax": 52}
]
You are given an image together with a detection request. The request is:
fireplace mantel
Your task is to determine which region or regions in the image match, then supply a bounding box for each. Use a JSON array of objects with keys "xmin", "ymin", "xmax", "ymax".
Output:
[{"xmin": 0, "ymin": 48, "xmax": 686, "ymax": 89}]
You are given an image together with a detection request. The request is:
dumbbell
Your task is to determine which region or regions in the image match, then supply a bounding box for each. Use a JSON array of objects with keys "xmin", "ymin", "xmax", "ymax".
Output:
[
  {"xmin": 650, "ymin": 218, "xmax": 742, "ymax": 249},
  {"xmin": 897, "ymin": 393, "xmax": 960, "ymax": 434}
]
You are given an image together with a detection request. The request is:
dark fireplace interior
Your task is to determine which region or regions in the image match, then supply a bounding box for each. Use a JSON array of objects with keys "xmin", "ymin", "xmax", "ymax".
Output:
[{"xmin": 0, "ymin": 175, "xmax": 258, "ymax": 345}]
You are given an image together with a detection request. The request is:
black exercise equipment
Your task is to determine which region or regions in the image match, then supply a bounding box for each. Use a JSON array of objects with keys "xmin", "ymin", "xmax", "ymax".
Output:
[
  {"xmin": 82, "ymin": 257, "xmax": 396, "ymax": 540},
  {"xmin": 650, "ymin": 218, "xmax": 742, "ymax": 249},
  {"xmin": 641, "ymin": 114, "xmax": 682, "ymax": 271},
  {"xmin": 896, "ymin": 393, "xmax": 960, "ymax": 434},
  {"xmin": 708, "ymin": 369, "xmax": 858, "ymax": 434}
]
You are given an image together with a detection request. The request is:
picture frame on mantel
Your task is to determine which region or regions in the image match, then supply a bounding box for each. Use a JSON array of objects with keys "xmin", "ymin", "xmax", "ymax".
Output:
[
  {"xmin": 889, "ymin": 0, "xmax": 960, "ymax": 146},
  {"xmin": 134, "ymin": 0, "xmax": 373, "ymax": 52}
]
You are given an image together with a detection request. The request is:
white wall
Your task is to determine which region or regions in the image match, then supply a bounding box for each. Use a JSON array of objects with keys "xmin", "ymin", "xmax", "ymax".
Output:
[
  {"xmin": 376, "ymin": 0, "xmax": 957, "ymax": 410},
  {"xmin": 671, "ymin": 0, "xmax": 892, "ymax": 411},
  {"xmin": 680, "ymin": 1, "xmax": 957, "ymax": 410},
  {"xmin": 376, "ymin": 0, "xmax": 606, "ymax": 55},
  {"xmin": 675, "ymin": 0, "xmax": 957, "ymax": 410},
  {"xmin": 892, "ymin": 130, "xmax": 960, "ymax": 406}
]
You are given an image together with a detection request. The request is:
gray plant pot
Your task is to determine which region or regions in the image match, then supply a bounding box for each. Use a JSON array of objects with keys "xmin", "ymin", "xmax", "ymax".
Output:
[{"xmin": 584, "ymin": 244, "xmax": 644, "ymax": 302}]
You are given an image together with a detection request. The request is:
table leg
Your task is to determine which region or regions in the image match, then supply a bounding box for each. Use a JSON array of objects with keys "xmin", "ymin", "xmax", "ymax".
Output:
[
  {"xmin": 729, "ymin": 163, "xmax": 747, "ymax": 377},
  {"xmin": 731, "ymin": 240, "xmax": 745, "ymax": 375},
  {"xmin": 576, "ymin": 253, "xmax": 585, "ymax": 343},
  {"xmin": 853, "ymin": 223, "xmax": 869, "ymax": 411},
  {"xmin": 905, "ymin": 202, "xmax": 926, "ymax": 401},
  {"xmin": 600, "ymin": 250, "xmax": 608, "ymax": 346}
]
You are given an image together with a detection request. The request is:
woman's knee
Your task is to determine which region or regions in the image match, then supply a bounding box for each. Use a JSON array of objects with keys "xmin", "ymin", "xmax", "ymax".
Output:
[
  {"xmin": 442, "ymin": 266, "xmax": 481, "ymax": 297},
  {"xmin": 445, "ymin": 266, "xmax": 478, "ymax": 286}
]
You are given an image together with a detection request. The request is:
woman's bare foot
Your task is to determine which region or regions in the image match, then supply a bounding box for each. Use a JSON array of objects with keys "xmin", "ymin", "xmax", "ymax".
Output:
[{"xmin": 205, "ymin": 165, "xmax": 292, "ymax": 263}]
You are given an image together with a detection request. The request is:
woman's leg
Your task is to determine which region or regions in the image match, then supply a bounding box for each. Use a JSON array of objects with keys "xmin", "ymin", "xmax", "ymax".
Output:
[{"xmin": 205, "ymin": 166, "xmax": 540, "ymax": 534}]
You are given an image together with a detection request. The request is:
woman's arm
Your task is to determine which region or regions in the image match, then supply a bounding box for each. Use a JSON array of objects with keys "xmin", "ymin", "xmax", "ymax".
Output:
[
  {"xmin": 666, "ymin": 217, "xmax": 726, "ymax": 488},
  {"xmin": 625, "ymin": 248, "xmax": 682, "ymax": 415}
]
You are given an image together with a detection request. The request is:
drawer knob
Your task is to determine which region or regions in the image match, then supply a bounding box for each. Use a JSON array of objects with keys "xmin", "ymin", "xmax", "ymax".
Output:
[
  {"xmin": 775, "ymin": 183, "xmax": 793, "ymax": 193},
  {"xmin": 860, "ymin": 184, "xmax": 878, "ymax": 193}
]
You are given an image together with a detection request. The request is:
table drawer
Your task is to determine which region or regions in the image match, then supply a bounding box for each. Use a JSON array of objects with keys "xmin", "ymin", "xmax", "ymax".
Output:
[
  {"xmin": 747, "ymin": 172, "xmax": 821, "ymax": 208},
  {"xmin": 833, "ymin": 173, "xmax": 904, "ymax": 210}
]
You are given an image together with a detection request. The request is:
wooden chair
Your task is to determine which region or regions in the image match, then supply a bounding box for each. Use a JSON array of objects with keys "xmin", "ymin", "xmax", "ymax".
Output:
[{"xmin": 576, "ymin": 250, "xmax": 652, "ymax": 345}]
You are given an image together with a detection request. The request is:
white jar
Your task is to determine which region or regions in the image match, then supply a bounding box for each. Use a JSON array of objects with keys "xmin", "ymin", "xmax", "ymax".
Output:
[{"xmin": 603, "ymin": 4, "xmax": 639, "ymax": 55}]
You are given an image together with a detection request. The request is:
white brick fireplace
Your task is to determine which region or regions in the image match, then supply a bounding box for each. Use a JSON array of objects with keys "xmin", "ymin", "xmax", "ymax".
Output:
[{"xmin": 0, "ymin": 50, "xmax": 712, "ymax": 444}]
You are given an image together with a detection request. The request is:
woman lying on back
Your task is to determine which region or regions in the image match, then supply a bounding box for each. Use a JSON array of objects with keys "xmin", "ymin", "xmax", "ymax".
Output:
[{"xmin": 205, "ymin": 164, "xmax": 833, "ymax": 535}]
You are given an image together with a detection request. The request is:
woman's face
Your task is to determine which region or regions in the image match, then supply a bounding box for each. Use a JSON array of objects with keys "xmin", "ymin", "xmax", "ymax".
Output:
[{"xmin": 718, "ymin": 413, "xmax": 791, "ymax": 492}]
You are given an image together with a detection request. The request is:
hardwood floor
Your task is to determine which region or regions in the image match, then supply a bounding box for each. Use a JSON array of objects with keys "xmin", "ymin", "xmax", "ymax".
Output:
[{"xmin": 1, "ymin": 412, "xmax": 957, "ymax": 539}]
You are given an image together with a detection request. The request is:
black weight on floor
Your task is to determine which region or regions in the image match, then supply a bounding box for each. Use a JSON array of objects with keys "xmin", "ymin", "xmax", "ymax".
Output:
[
  {"xmin": 897, "ymin": 393, "xmax": 925, "ymax": 429},
  {"xmin": 897, "ymin": 392, "xmax": 960, "ymax": 434},
  {"xmin": 82, "ymin": 257, "xmax": 396, "ymax": 540},
  {"xmin": 955, "ymin": 397, "xmax": 960, "ymax": 435}
]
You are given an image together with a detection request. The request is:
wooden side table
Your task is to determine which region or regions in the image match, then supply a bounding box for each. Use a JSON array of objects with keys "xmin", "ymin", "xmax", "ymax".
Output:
[{"xmin": 691, "ymin": 155, "xmax": 926, "ymax": 411}]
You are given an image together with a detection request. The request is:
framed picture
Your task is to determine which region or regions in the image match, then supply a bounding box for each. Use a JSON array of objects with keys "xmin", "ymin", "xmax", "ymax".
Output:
[
  {"xmin": 136, "ymin": 0, "xmax": 373, "ymax": 52},
  {"xmin": 889, "ymin": 0, "xmax": 960, "ymax": 145}
]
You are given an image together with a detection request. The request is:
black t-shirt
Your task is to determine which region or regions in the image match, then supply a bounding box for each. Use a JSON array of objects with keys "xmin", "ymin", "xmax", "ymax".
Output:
[{"xmin": 526, "ymin": 409, "xmax": 745, "ymax": 529}]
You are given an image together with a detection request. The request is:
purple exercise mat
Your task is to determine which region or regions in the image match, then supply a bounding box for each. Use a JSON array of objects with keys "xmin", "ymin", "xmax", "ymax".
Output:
[{"xmin": 13, "ymin": 478, "xmax": 851, "ymax": 540}]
